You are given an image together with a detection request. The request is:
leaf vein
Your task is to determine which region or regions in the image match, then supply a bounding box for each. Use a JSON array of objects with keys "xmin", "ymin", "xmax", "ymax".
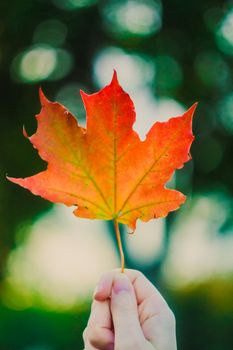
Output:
[
  {"xmin": 119, "ymin": 199, "xmax": 181, "ymax": 217},
  {"xmin": 117, "ymin": 117, "xmax": 188, "ymax": 215}
]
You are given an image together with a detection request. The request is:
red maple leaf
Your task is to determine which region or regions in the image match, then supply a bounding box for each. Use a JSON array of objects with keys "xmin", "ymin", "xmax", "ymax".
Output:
[{"xmin": 8, "ymin": 72, "xmax": 196, "ymax": 271}]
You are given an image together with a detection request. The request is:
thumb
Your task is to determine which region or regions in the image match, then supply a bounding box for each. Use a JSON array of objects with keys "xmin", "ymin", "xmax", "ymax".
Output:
[{"xmin": 110, "ymin": 273, "xmax": 144, "ymax": 349}]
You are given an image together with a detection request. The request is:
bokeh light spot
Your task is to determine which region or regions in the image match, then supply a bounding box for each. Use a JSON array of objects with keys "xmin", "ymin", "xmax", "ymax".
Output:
[
  {"xmin": 93, "ymin": 47, "xmax": 155, "ymax": 92},
  {"xmin": 162, "ymin": 194, "xmax": 233, "ymax": 287},
  {"xmin": 125, "ymin": 219, "xmax": 165, "ymax": 265},
  {"xmin": 216, "ymin": 8, "xmax": 233, "ymax": 55},
  {"xmin": 18, "ymin": 46, "xmax": 57, "ymax": 83},
  {"xmin": 3, "ymin": 205, "xmax": 118, "ymax": 310},
  {"xmin": 132, "ymin": 92, "xmax": 185, "ymax": 140},
  {"xmin": 194, "ymin": 51, "xmax": 229, "ymax": 88},
  {"xmin": 218, "ymin": 93, "xmax": 233, "ymax": 133},
  {"xmin": 33, "ymin": 19, "xmax": 67, "ymax": 47},
  {"xmin": 101, "ymin": 0, "xmax": 162, "ymax": 38},
  {"xmin": 52, "ymin": 0, "xmax": 97, "ymax": 10},
  {"xmin": 11, "ymin": 46, "xmax": 73, "ymax": 83},
  {"xmin": 154, "ymin": 98, "xmax": 185, "ymax": 121}
]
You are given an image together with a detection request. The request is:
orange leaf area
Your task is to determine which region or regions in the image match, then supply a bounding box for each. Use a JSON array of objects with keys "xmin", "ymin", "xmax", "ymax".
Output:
[{"xmin": 8, "ymin": 72, "xmax": 196, "ymax": 230}]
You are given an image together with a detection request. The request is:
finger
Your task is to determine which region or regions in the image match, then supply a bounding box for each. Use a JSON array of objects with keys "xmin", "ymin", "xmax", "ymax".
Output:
[
  {"xmin": 87, "ymin": 328, "xmax": 114, "ymax": 350},
  {"xmin": 93, "ymin": 271, "xmax": 114, "ymax": 301},
  {"xmin": 110, "ymin": 273, "xmax": 145, "ymax": 349},
  {"xmin": 94, "ymin": 269, "xmax": 166, "ymax": 306},
  {"xmin": 88, "ymin": 300, "xmax": 112, "ymax": 329},
  {"xmin": 87, "ymin": 300, "xmax": 114, "ymax": 350},
  {"xmin": 83, "ymin": 328, "xmax": 97, "ymax": 350},
  {"xmin": 83, "ymin": 338, "xmax": 97, "ymax": 350},
  {"xmin": 84, "ymin": 338, "xmax": 101, "ymax": 350}
]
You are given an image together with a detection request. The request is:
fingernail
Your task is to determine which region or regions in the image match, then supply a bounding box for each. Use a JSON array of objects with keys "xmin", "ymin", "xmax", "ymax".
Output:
[{"xmin": 113, "ymin": 274, "xmax": 131, "ymax": 294}]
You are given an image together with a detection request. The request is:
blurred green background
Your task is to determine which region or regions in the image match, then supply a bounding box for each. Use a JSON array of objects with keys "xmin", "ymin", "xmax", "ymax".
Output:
[{"xmin": 1, "ymin": 0, "xmax": 233, "ymax": 349}]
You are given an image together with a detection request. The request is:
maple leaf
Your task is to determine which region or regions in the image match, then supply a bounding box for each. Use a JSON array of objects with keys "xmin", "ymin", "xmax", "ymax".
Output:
[{"xmin": 8, "ymin": 71, "xmax": 196, "ymax": 271}]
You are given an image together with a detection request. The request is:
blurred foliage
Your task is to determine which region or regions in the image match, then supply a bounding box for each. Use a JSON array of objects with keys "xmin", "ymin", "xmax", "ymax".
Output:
[
  {"xmin": 0, "ymin": 304, "xmax": 90, "ymax": 349},
  {"xmin": 173, "ymin": 278, "xmax": 233, "ymax": 350},
  {"xmin": 1, "ymin": 0, "xmax": 233, "ymax": 348}
]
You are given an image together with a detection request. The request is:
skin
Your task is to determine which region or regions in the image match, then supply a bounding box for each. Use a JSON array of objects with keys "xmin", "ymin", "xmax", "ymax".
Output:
[{"xmin": 83, "ymin": 269, "xmax": 177, "ymax": 350}]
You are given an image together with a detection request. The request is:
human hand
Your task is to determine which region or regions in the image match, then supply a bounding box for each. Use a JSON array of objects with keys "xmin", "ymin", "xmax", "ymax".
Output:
[{"xmin": 83, "ymin": 269, "xmax": 177, "ymax": 350}]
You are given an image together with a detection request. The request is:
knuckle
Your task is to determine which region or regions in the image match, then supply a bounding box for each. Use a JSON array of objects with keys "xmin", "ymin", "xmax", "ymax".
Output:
[
  {"xmin": 136, "ymin": 270, "xmax": 144, "ymax": 278},
  {"xmin": 88, "ymin": 325, "xmax": 102, "ymax": 347},
  {"xmin": 133, "ymin": 269, "xmax": 144, "ymax": 280}
]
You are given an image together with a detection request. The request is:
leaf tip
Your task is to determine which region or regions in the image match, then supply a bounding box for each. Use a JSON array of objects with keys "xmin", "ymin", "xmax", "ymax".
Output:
[
  {"xmin": 111, "ymin": 69, "xmax": 119, "ymax": 85},
  {"xmin": 39, "ymin": 87, "xmax": 50, "ymax": 106},
  {"xmin": 188, "ymin": 102, "xmax": 198, "ymax": 117},
  {"xmin": 6, "ymin": 175, "xmax": 21, "ymax": 185},
  {"xmin": 127, "ymin": 220, "xmax": 137, "ymax": 232},
  {"xmin": 22, "ymin": 125, "xmax": 29, "ymax": 138}
]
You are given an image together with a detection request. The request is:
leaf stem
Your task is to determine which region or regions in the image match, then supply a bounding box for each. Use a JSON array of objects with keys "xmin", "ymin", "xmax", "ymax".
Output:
[{"xmin": 114, "ymin": 219, "xmax": 125, "ymax": 273}]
